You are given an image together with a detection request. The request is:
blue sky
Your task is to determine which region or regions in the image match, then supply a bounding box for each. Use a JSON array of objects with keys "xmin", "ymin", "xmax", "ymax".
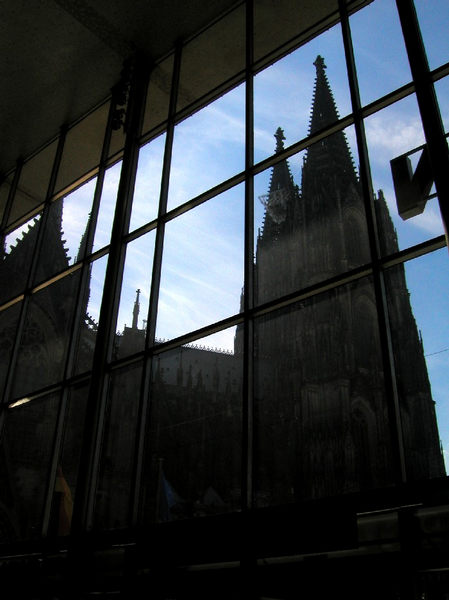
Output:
[{"xmin": 7, "ymin": 0, "xmax": 448, "ymax": 467}]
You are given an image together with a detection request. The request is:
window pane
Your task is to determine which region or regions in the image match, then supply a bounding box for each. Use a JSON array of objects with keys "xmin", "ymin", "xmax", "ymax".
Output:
[
  {"xmin": 254, "ymin": 25, "xmax": 351, "ymax": 163},
  {"xmin": 415, "ymin": 0, "xmax": 449, "ymax": 72},
  {"xmin": 0, "ymin": 301, "xmax": 21, "ymax": 396},
  {"xmin": 1, "ymin": 214, "xmax": 41, "ymax": 303},
  {"xmin": 95, "ymin": 361, "xmax": 143, "ymax": 530},
  {"xmin": 364, "ymin": 95, "xmax": 444, "ymax": 252},
  {"xmin": 435, "ymin": 76, "xmax": 449, "ymax": 135},
  {"xmin": 0, "ymin": 393, "xmax": 60, "ymax": 542},
  {"xmin": 141, "ymin": 328, "xmax": 242, "ymax": 524},
  {"xmin": 48, "ymin": 382, "xmax": 89, "ymax": 537},
  {"xmin": 177, "ymin": 4, "xmax": 245, "ymax": 112},
  {"xmin": 114, "ymin": 230, "xmax": 156, "ymax": 359},
  {"xmin": 168, "ymin": 85, "xmax": 245, "ymax": 212},
  {"xmin": 0, "ymin": 172, "xmax": 13, "ymax": 224},
  {"xmin": 34, "ymin": 178, "xmax": 97, "ymax": 284},
  {"xmin": 12, "ymin": 272, "xmax": 81, "ymax": 398},
  {"xmin": 255, "ymin": 278, "xmax": 395, "ymax": 507},
  {"xmin": 73, "ymin": 254, "xmax": 108, "ymax": 375},
  {"xmin": 142, "ymin": 56, "xmax": 173, "ymax": 137},
  {"xmin": 384, "ymin": 250, "xmax": 448, "ymax": 479},
  {"xmin": 350, "ymin": 0, "xmax": 412, "ymax": 106},
  {"xmin": 130, "ymin": 134, "xmax": 165, "ymax": 232},
  {"xmin": 254, "ymin": 124, "xmax": 366, "ymax": 305},
  {"xmin": 8, "ymin": 141, "xmax": 58, "ymax": 226},
  {"xmin": 157, "ymin": 186, "xmax": 244, "ymax": 342},
  {"xmin": 92, "ymin": 161, "xmax": 122, "ymax": 253},
  {"xmin": 254, "ymin": 0, "xmax": 339, "ymax": 64},
  {"xmin": 55, "ymin": 102, "xmax": 109, "ymax": 194}
]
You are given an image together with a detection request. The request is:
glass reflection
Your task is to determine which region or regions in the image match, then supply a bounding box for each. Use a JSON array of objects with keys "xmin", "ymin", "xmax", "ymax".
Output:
[
  {"xmin": 1, "ymin": 214, "xmax": 41, "ymax": 304},
  {"xmin": 48, "ymin": 383, "xmax": 89, "ymax": 537},
  {"xmin": 12, "ymin": 272, "xmax": 81, "ymax": 399},
  {"xmin": 0, "ymin": 173, "xmax": 13, "ymax": 223},
  {"xmin": 142, "ymin": 328, "xmax": 241, "ymax": 524},
  {"xmin": 384, "ymin": 251, "xmax": 448, "ymax": 478},
  {"xmin": 167, "ymin": 85, "xmax": 245, "ymax": 211},
  {"xmin": 130, "ymin": 134, "xmax": 165, "ymax": 232},
  {"xmin": 157, "ymin": 185, "xmax": 244, "ymax": 342},
  {"xmin": 435, "ymin": 76, "xmax": 449, "ymax": 135},
  {"xmin": 254, "ymin": 278, "xmax": 394, "ymax": 507},
  {"xmin": 95, "ymin": 362, "xmax": 143, "ymax": 530},
  {"xmin": 350, "ymin": 0, "xmax": 412, "ymax": 106},
  {"xmin": 34, "ymin": 179, "xmax": 97, "ymax": 284},
  {"xmin": 0, "ymin": 393, "xmax": 60, "ymax": 542},
  {"xmin": 55, "ymin": 102, "xmax": 109, "ymax": 194},
  {"xmin": 8, "ymin": 141, "xmax": 58, "ymax": 226},
  {"xmin": 254, "ymin": 29, "xmax": 351, "ymax": 163},
  {"xmin": 177, "ymin": 4, "xmax": 245, "ymax": 112},
  {"xmin": 114, "ymin": 230, "xmax": 156, "ymax": 359},
  {"xmin": 255, "ymin": 121, "xmax": 365, "ymax": 305},
  {"xmin": 414, "ymin": 0, "xmax": 449, "ymax": 71},
  {"xmin": 92, "ymin": 161, "xmax": 122, "ymax": 253},
  {"xmin": 0, "ymin": 302, "xmax": 21, "ymax": 395},
  {"xmin": 254, "ymin": 0, "xmax": 339, "ymax": 63},
  {"xmin": 142, "ymin": 56, "xmax": 173, "ymax": 136},
  {"xmin": 73, "ymin": 254, "xmax": 108, "ymax": 375},
  {"xmin": 365, "ymin": 95, "xmax": 444, "ymax": 251}
]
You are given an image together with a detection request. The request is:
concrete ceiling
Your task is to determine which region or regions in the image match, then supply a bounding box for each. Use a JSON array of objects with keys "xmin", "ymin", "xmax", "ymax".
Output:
[{"xmin": 0, "ymin": 0, "xmax": 239, "ymax": 176}]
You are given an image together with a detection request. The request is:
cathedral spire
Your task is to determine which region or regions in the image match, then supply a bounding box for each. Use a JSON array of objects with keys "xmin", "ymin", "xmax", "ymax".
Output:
[
  {"xmin": 132, "ymin": 288, "xmax": 141, "ymax": 329},
  {"xmin": 309, "ymin": 54, "xmax": 340, "ymax": 135}
]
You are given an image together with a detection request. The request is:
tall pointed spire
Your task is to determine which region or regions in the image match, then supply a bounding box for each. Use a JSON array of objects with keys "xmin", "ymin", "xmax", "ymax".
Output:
[
  {"xmin": 258, "ymin": 127, "xmax": 299, "ymax": 244},
  {"xmin": 302, "ymin": 56, "xmax": 358, "ymax": 194},
  {"xmin": 132, "ymin": 288, "xmax": 141, "ymax": 329},
  {"xmin": 309, "ymin": 55, "xmax": 340, "ymax": 135}
]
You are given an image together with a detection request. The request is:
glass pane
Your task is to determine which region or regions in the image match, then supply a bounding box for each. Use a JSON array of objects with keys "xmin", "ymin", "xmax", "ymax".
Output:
[
  {"xmin": 12, "ymin": 272, "xmax": 81, "ymax": 398},
  {"xmin": 0, "ymin": 172, "xmax": 14, "ymax": 225},
  {"xmin": 34, "ymin": 178, "xmax": 97, "ymax": 284},
  {"xmin": 48, "ymin": 382, "xmax": 89, "ymax": 537},
  {"xmin": 73, "ymin": 254, "xmax": 108, "ymax": 375},
  {"xmin": 142, "ymin": 55, "xmax": 173, "ymax": 137},
  {"xmin": 0, "ymin": 393, "xmax": 59, "ymax": 542},
  {"xmin": 384, "ymin": 250, "xmax": 448, "ymax": 479},
  {"xmin": 1, "ymin": 214, "xmax": 41, "ymax": 303},
  {"xmin": 157, "ymin": 185, "xmax": 244, "ymax": 342},
  {"xmin": 114, "ymin": 231, "xmax": 156, "ymax": 359},
  {"xmin": 254, "ymin": 0, "xmax": 339, "ymax": 64},
  {"xmin": 254, "ymin": 278, "xmax": 395, "ymax": 507},
  {"xmin": 254, "ymin": 25, "xmax": 351, "ymax": 163},
  {"xmin": 8, "ymin": 141, "xmax": 58, "ymax": 226},
  {"xmin": 0, "ymin": 301, "xmax": 21, "ymax": 396},
  {"xmin": 141, "ymin": 328, "xmax": 242, "ymax": 524},
  {"xmin": 55, "ymin": 102, "xmax": 109, "ymax": 194},
  {"xmin": 92, "ymin": 160, "xmax": 122, "ymax": 253},
  {"xmin": 364, "ymin": 95, "xmax": 444, "ymax": 252},
  {"xmin": 350, "ymin": 0, "xmax": 412, "ymax": 107},
  {"xmin": 254, "ymin": 124, "xmax": 366, "ymax": 305},
  {"xmin": 168, "ymin": 84, "xmax": 245, "ymax": 211},
  {"xmin": 435, "ymin": 76, "xmax": 449, "ymax": 135},
  {"xmin": 177, "ymin": 4, "xmax": 245, "ymax": 112},
  {"xmin": 94, "ymin": 361, "xmax": 143, "ymax": 530},
  {"xmin": 130, "ymin": 134, "xmax": 165, "ymax": 232},
  {"xmin": 415, "ymin": 0, "xmax": 449, "ymax": 72}
]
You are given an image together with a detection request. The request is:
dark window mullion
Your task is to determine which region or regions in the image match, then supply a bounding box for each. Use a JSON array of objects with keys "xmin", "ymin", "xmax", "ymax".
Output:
[
  {"xmin": 70, "ymin": 57, "xmax": 149, "ymax": 534},
  {"xmin": 41, "ymin": 95, "xmax": 120, "ymax": 538},
  {"xmin": 339, "ymin": 0, "xmax": 407, "ymax": 484},
  {"xmin": 131, "ymin": 44, "xmax": 182, "ymax": 527},
  {"xmin": 396, "ymin": 0, "xmax": 449, "ymax": 243},
  {"xmin": 1, "ymin": 128, "xmax": 67, "ymax": 406},
  {"xmin": 243, "ymin": 0, "xmax": 255, "ymax": 516}
]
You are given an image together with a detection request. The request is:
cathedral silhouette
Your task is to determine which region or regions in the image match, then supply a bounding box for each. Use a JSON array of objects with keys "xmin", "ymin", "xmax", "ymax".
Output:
[{"xmin": 0, "ymin": 56, "xmax": 444, "ymax": 538}]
